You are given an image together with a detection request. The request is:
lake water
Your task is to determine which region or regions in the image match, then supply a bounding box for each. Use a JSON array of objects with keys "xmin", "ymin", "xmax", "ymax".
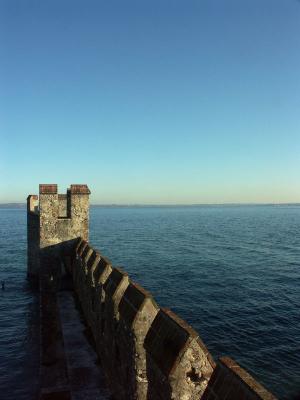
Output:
[{"xmin": 0, "ymin": 205, "xmax": 299, "ymax": 399}]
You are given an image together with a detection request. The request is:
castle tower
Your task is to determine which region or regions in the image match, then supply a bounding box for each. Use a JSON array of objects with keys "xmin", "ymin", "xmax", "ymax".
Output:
[{"xmin": 27, "ymin": 184, "xmax": 91, "ymax": 280}]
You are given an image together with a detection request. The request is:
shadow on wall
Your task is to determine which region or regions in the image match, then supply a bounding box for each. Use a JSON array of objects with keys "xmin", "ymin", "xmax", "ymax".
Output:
[
  {"xmin": 61, "ymin": 237, "xmax": 278, "ymax": 400},
  {"xmin": 39, "ymin": 239, "xmax": 78, "ymax": 293}
]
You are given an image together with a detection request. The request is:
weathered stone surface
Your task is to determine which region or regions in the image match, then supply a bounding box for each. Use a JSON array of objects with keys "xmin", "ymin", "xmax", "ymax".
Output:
[
  {"xmin": 77, "ymin": 240, "xmax": 88, "ymax": 257},
  {"xmin": 39, "ymin": 184, "xmax": 58, "ymax": 194},
  {"xmin": 27, "ymin": 195, "xmax": 40, "ymax": 278},
  {"xmin": 58, "ymin": 194, "xmax": 68, "ymax": 218},
  {"xmin": 144, "ymin": 308, "xmax": 215, "ymax": 400},
  {"xmin": 116, "ymin": 282, "xmax": 159, "ymax": 399},
  {"xmin": 27, "ymin": 184, "xmax": 279, "ymax": 400},
  {"xmin": 201, "ymin": 356, "xmax": 277, "ymax": 400},
  {"xmin": 39, "ymin": 255, "xmax": 71, "ymax": 400},
  {"xmin": 39, "ymin": 192, "xmax": 59, "ymax": 248},
  {"xmin": 92, "ymin": 256, "xmax": 113, "ymax": 349},
  {"xmin": 70, "ymin": 184, "xmax": 91, "ymax": 194},
  {"xmin": 101, "ymin": 268, "xmax": 130, "ymax": 397},
  {"xmin": 68, "ymin": 239, "xmax": 278, "ymax": 400},
  {"xmin": 58, "ymin": 291, "xmax": 110, "ymax": 400},
  {"xmin": 27, "ymin": 184, "xmax": 90, "ymax": 279},
  {"xmin": 86, "ymin": 253, "xmax": 107, "ymax": 330}
]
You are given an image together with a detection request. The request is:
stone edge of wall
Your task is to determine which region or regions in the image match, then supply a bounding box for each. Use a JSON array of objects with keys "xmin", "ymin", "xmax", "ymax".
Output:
[{"xmin": 69, "ymin": 237, "xmax": 278, "ymax": 400}]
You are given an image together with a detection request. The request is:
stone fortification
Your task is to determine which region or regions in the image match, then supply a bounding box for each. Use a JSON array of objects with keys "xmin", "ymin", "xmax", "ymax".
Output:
[
  {"xmin": 27, "ymin": 184, "xmax": 277, "ymax": 400},
  {"xmin": 69, "ymin": 237, "xmax": 277, "ymax": 400},
  {"xmin": 27, "ymin": 184, "xmax": 90, "ymax": 280}
]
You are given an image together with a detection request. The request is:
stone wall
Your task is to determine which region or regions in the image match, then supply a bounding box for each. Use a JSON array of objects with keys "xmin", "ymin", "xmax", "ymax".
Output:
[
  {"xmin": 27, "ymin": 195, "xmax": 40, "ymax": 278},
  {"xmin": 68, "ymin": 238, "xmax": 277, "ymax": 400},
  {"xmin": 58, "ymin": 194, "xmax": 68, "ymax": 218},
  {"xmin": 28, "ymin": 184, "xmax": 278, "ymax": 399},
  {"xmin": 201, "ymin": 357, "xmax": 276, "ymax": 400},
  {"xmin": 39, "ymin": 184, "xmax": 90, "ymax": 249},
  {"xmin": 27, "ymin": 184, "xmax": 90, "ymax": 279}
]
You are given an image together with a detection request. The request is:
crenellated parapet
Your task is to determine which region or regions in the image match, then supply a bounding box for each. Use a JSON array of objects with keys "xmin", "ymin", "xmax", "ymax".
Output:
[
  {"xmin": 28, "ymin": 184, "xmax": 278, "ymax": 399},
  {"xmin": 144, "ymin": 308, "xmax": 215, "ymax": 400},
  {"xmin": 27, "ymin": 184, "xmax": 90, "ymax": 280},
  {"xmin": 70, "ymin": 237, "xmax": 277, "ymax": 400}
]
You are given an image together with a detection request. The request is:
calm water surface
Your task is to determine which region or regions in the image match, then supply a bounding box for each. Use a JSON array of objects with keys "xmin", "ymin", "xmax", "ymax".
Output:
[{"xmin": 0, "ymin": 205, "xmax": 299, "ymax": 399}]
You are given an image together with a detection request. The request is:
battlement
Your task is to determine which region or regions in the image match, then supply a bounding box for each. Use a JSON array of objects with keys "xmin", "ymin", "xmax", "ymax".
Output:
[
  {"xmin": 27, "ymin": 184, "xmax": 90, "ymax": 279},
  {"xmin": 39, "ymin": 184, "xmax": 58, "ymax": 194},
  {"xmin": 27, "ymin": 184, "xmax": 278, "ymax": 400},
  {"xmin": 68, "ymin": 238, "xmax": 277, "ymax": 400},
  {"xmin": 27, "ymin": 194, "xmax": 39, "ymax": 213}
]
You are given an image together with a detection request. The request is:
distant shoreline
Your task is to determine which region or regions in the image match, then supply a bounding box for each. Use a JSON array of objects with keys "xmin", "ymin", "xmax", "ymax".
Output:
[{"xmin": 1, "ymin": 202, "xmax": 300, "ymax": 209}]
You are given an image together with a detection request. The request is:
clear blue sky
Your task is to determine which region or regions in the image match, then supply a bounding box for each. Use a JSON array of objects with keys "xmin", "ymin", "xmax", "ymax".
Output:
[{"xmin": 1, "ymin": 0, "xmax": 299, "ymax": 204}]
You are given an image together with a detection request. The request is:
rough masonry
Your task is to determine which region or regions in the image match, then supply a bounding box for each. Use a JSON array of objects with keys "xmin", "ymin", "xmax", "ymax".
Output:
[
  {"xmin": 27, "ymin": 184, "xmax": 90, "ymax": 282},
  {"xmin": 27, "ymin": 184, "xmax": 278, "ymax": 400}
]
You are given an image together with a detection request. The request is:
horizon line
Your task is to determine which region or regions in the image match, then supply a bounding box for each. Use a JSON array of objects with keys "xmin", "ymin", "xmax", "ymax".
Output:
[{"xmin": 1, "ymin": 202, "xmax": 300, "ymax": 207}]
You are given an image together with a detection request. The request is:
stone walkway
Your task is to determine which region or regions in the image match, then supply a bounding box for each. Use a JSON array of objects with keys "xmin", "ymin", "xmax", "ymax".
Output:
[{"xmin": 58, "ymin": 291, "xmax": 111, "ymax": 400}]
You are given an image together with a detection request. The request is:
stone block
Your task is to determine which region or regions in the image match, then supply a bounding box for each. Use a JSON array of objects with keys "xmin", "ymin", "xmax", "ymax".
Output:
[
  {"xmin": 115, "ymin": 282, "xmax": 159, "ymax": 399},
  {"xmin": 144, "ymin": 308, "xmax": 215, "ymax": 400},
  {"xmin": 201, "ymin": 357, "xmax": 277, "ymax": 400},
  {"xmin": 101, "ymin": 268, "xmax": 130, "ymax": 396}
]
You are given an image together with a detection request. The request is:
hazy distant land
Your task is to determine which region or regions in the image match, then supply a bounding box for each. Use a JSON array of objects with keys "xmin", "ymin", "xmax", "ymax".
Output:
[{"xmin": 0, "ymin": 202, "xmax": 300, "ymax": 209}]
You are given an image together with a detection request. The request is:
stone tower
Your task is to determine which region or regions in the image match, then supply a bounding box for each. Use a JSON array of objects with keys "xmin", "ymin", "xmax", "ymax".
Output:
[{"xmin": 27, "ymin": 184, "xmax": 90, "ymax": 280}]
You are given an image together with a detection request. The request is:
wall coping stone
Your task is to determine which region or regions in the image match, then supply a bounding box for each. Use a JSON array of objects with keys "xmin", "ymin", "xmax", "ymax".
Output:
[
  {"xmin": 70, "ymin": 184, "xmax": 91, "ymax": 194},
  {"xmin": 145, "ymin": 308, "xmax": 194, "ymax": 377},
  {"xmin": 119, "ymin": 281, "xmax": 158, "ymax": 328},
  {"xmin": 39, "ymin": 184, "xmax": 58, "ymax": 194},
  {"xmin": 103, "ymin": 267, "xmax": 129, "ymax": 299},
  {"xmin": 219, "ymin": 357, "xmax": 277, "ymax": 400}
]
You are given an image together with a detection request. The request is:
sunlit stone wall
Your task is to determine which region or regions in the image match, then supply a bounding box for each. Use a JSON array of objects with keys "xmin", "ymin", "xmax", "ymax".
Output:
[{"xmin": 69, "ymin": 238, "xmax": 277, "ymax": 400}]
